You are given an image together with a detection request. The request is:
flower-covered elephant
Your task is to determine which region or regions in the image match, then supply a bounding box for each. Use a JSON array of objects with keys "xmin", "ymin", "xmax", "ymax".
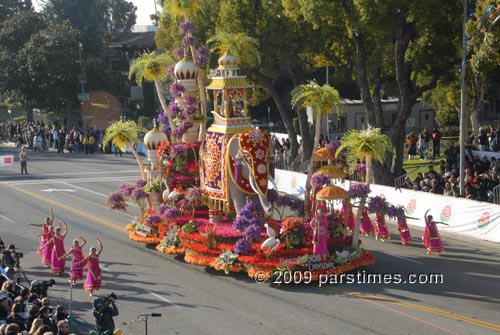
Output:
[{"xmin": 200, "ymin": 128, "xmax": 273, "ymax": 222}]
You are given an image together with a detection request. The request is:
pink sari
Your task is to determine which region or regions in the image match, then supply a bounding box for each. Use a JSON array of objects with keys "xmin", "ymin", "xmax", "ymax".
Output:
[
  {"xmin": 70, "ymin": 246, "xmax": 85, "ymax": 281},
  {"xmin": 40, "ymin": 232, "xmax": 54, "ymax": 266},
  {"xmin": 423, "ymin": 221, "xmax": 444, "ymax": 254},
  {"xmin": 51, "ymin": 235, "xmax": 66, "ymax": 275},
  {"xmin": 397, "ymin": 217, "xmax": 412, "ymax": 246},
  {"xmin": 311, "ymin": 213, "xmax": 328, "ymax": 257},
  {"xmin": 37, "ymin": 223, "xmax": 52, "ymax": 255},
  {"xmin": 360, "ymin": 209, "xmax": 375, "ymax": 235},
  {"xmin": 341, "ymin": 203, "xmax": 355, "ymax": 231},
  {"xmin": 375, "ymin": 214, "xmax": 390, "ymax": 240},
  {"xmin": 84, "ymin": 254, "xmax": 102, "ymax": 292}
]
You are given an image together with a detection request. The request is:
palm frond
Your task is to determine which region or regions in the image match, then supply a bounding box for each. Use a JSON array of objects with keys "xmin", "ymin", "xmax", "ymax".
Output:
[
  {"xmin": 164, "ymin": 0, "xmax": 200, "ymax": 18},
  {"xmin": 129, "ymin": 52, "xmax": 174, "ymax": 86},
  {"xmin": 206, "ymin": 32, "xmax": 261, "ymax": 67},
  {"xmin": 336, "ymin": 127, "xmax": 394, "ymax": 164},
  {"xmin": 291, "ymin": 81, "xmax": 340, "ymax": 117},
  {"xmin": 104, "ymin": 120, "xmax": 141, "ymax": 151}
]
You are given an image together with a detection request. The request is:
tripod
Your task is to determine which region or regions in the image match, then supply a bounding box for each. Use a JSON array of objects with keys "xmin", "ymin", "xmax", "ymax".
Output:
[{"xmin": 13, "ymin": 263, "xmax": 30, "ymax": 286}]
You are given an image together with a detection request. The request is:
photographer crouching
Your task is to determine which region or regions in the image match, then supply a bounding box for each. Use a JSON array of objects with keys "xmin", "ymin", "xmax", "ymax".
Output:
[{"xmin": 93, "ymin": 293, "xmax": 118, "ymax": 334}]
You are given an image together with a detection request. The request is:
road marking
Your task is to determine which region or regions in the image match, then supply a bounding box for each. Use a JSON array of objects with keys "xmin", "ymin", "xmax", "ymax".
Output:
[
  {"xmin": 320, "ymin": 286, "xmax": 500, "ymax": 332},
  {"xmin": 148, "ymin": 290, "xmax": 180, "ymax": 309},
  {"xmin": 5, "ymin": 184, "xmax": 125, "ymax": 233},
  {"xmin": 0, "ymin": 170, "xmax": 139, "ymax": 179},
  {"xmin": 62, "ymin": 182, "xmax": 107, "ymax": 197},
  {"xmin": 2, "ymin": 176, "xmax": 139, "ymax": 186},
  {"xmin": 386, "ymin": 253, "xmax": 424, "ymax": 265},
  {"xmin": 41, "ymin": 188, "xmax": 76, "ymax": 193},
  {"xmin": 0, "ymin": 214, "xmax": 15, "ymax": 223}
]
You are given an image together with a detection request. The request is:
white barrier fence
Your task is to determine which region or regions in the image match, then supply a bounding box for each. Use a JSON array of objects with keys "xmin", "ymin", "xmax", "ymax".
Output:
[{"xmin": 274, "ymin": 169, "xmax": 500, "ymax": 243}]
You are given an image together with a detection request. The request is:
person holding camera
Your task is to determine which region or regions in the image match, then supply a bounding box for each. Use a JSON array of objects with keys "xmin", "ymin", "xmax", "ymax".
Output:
[
  {"xmin": 1, "ymin": 245, "xmax": 17, "ymax": 280},
  {"xmin": 93, "ymin": 294, "xmax": 118, "ymax": 335}
]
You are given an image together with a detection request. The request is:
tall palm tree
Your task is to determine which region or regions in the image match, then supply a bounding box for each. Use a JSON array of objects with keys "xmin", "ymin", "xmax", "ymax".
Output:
[
  {"xmin": 104, "ymin": 120, "xmax": 146, "ymax": 180},
  {"xmin": 129, "ymin": 51, "xmax": 176, "ymax": 130},
  {"xmin": 336, "ymin": 127, "xmax": 394, "ymax": 247},
  {"xmin": 291, "ymin": 81, "xmax": 341, "ymax": 218}
]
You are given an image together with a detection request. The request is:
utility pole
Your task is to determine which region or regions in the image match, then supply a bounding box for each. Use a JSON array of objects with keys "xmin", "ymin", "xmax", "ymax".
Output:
[{"xmin": 459, "ymin": 0, "xmax": 467, "ymax": 196}]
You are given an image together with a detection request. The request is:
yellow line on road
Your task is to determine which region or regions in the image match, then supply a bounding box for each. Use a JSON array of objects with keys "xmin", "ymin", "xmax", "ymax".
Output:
[
  {"xmin": 5, "ymin": 184, "xmax": 125, "ymax": 233},
  {"xmin": 320, "ymin": 286, "xmax": 500, "ymax": 332}
]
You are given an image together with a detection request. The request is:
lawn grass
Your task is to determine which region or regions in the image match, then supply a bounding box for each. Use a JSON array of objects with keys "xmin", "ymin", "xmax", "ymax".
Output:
[{"xmin": 0, "ymin": 103, "xmax": 25, "ymax": 121}]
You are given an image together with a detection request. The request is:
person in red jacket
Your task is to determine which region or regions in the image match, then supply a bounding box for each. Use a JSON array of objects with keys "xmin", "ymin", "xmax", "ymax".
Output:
[{"xmin": 431, "ymin": 127, "xmax": 441, "ymax": 157}]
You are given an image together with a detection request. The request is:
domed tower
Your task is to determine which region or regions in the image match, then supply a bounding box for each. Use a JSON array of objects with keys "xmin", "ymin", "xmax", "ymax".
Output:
[
  {"xmin": 143, "ymin": 120, "xmax": 168, "ymax": 177},
  {"xmin": 174, "ymin": 55, "xmax": 199, "ymax": 95}
]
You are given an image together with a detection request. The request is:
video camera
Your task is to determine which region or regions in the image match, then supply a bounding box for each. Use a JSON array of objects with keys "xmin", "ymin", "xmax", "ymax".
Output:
[
  {"xmin": 13, "ymin": 252, "xmax": 23, "ymax": 265},
  {"xmin": 93, "ymin": 292, "xmax": 117, "ymax": 310},
  {"xmin": 30, "ymin": 279, "xmax": 56, "ymax": 298}
]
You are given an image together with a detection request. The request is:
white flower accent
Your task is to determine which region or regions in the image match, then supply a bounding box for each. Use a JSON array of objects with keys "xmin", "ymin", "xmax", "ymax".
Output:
[
  {"xmin": 255, "ymin": 149, "xmax": 265, "ymax": 160},
  {"xmin": 257, "ymin": 164, "xmax": 267, "ymax": 174},
  {"xmin": 249, "ymin": 130, "xmax": 264, "ymax": 143}
]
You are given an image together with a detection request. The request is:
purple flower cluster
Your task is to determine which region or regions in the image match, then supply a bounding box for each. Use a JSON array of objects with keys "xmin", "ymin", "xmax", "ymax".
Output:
[
  {"xmin": 311, "ymin": 174, "xmax": 330, "ymax": 189},
  {"xmin": 184, "ymin": 186, "xmax": 202, "ymax": 208},
  {"xmin": 119, "ymin": 184, "xmax": 134, "ymax": 197},
  {"xmin": 234, "ymin": 238, "xmax": 252, "ymax": 254},
  {"xmin": 328, "ymin": 139, "xmax": 341, "ymax": 152},
  {"xmin": 233, "ymin": 199, "xmax": 263, "ymax": 232},
  {"xmin": 145, "ymin": 214, "xmax": 162, "ymax": 225},
  {"xmin": 267, "ymin": 189, "xmax": 279, "ymax": 203},
  {"xmin": 167, "ymin": 66, "xmax": 175, "ymax": 76},
  {"xmin": 107, "ymin": 192, "xmax": 126, "ymax": 211},
  {"xmin": 170, "ymin": 82, "xmax": 185, "ymax": 96},
  {"xmin": 161, "ymin": 123, "xmax": 171, "ymax": 137},
  {"xmin": 172, "ymin": 121, "xmax": 193, "ymax": 140},
  {"xmin": 165, "ymin": 207, "xmax": 182, "ymax": 219},
  {"xmin": 276, "ymin": 194, "xmax": 304, "ymax": 212},
  {"xmin": 179, "ymin": 20, "xmax": 194, "ymax": 34},
  {"xmin": 195, "ymin": 46, "xmax": 210, "ymax": 67},
  {"xmin": 182, "ymin": 95, "xmax": 198, "ymax": 116},
  {"xmin": 170, "ymin": 143, "xmax": 187, "ymax": 158},
  {"xmin": 130, "ymin": 187, "xmax": 147, "ymax": 201},
  {"xmin": 135, "ymin": 179, "xmax": 146, "ymax": 188},
  {"xmin": 182, "ymin": 35, "xmax": 196, "ymax": 47},
  {"xmin": 387, "ymin": 205, "xmax": 405, "ymax": 220},
  {"xmin": 156, "ymin": 203, "xmax": 167, "ymax": 215},
  {"xmin": 367, "ymin": 196, "xmax": 388, "ymax": 215},
  {"xmin": 244, "ymin": 224, "xmax": 262, "ymax": 240},
  {"xmin": 173, "ymin": 46, "xmax": 185, "ymax": 60},
  {"xmin": 355, "ymin": 163, "xmax": 366, "ymax": 175},
  {"xmin": 348, "ymin": 182, "xmax": 371, "ymax": 199}
]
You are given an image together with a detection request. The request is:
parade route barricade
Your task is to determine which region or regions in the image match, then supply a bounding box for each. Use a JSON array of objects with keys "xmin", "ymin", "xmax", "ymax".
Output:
[
  {"xmin": 274, "ymin": 169, "xmax": 500, "ymax": 243},
  {"xmin": 0, "ymin": 155, "xmax": 14, "ymax": 167}
]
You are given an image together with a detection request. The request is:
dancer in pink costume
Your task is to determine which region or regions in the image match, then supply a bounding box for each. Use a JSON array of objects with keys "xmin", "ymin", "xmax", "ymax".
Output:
[
  {"xmin": 80, "ymin": 238, "xmax": 103, "ymax": 296},
  {"xmin": 49, "ymin": 221, "xmax": 68, "ymax": 276},
  {"xmin": 422, "ymin": 209, "xmax": 445, "ymax": 255},
  {"xmin": 310, "ymin": 207, "xmax": 329, "ymax": 257},
  {"xmin": 61, "ymin": 236, "xmax": 87, "ymax": 285},
  {"xmin": 360, "ymin": 208, "xmax": 375, "ymax": 236},
  {"xmin": 374, "ymin": 213, "xmax": 390, "ymax": 241},
  {"xmin": 341, "ymin": 200, "xmax": 355, "ymax": 231},
  {"xmin": 397, "ymin": 217, "xmax": 412, "ymax": 246},
  {"xmin": 29, "ymin": 209, "xmax": 54, "ymax": 257},
  {"xmin": 39, "ymin": 225, "xmax": 55, "ymax": 267}
]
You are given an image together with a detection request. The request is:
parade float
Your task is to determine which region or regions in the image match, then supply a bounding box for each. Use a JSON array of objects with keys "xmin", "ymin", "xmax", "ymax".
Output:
[{"xmin": 105, "ymin": 21, "xmax": 383, "ymax": 282}]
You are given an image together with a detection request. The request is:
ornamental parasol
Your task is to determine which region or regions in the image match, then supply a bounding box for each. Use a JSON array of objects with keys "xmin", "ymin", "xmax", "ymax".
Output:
[
  {"xmin": 313, "ymin": 164, "xmax": 345, "ymax": 180},
  {"xmin": 315, "ymin": 185, "xmax": 349, "ymax": 201},
  {"xmin": 311, "ymin": 147, "xmax": 336, "ymax": 162}
]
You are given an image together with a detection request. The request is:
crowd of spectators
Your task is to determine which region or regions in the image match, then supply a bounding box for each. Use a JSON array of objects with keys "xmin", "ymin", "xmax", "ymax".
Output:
[
  {"xmin": 0, "ymin": 121, "xmax": 104, "ymax": 155},
  {"xmin": 0, "ymin": 239, "xmax": 73, "ymax": 335},
  {"xmin": 400, "ymin": 148, "xmax": 500, "ymax": 202}
]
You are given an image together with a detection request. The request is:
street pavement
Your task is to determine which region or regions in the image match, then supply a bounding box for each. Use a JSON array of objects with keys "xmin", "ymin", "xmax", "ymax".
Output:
[{"xmin": 0, "ymin": 145, "xmax": 499, "ymax": 335}]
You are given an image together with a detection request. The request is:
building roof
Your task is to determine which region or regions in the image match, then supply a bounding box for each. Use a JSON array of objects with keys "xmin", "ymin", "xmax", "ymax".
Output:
[{"xmin": 109, "ymin": 32, "xmax": 156, "ymax": 49}]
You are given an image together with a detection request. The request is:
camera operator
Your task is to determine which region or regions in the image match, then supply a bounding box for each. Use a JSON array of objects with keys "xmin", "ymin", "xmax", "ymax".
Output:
[
  {"xmin": 1, "ymin": 245, "xmax": 16, "ymax": 280},
  {"xmin": 93, "ymin": 293, "xmax": 118, "ymax": 334}
]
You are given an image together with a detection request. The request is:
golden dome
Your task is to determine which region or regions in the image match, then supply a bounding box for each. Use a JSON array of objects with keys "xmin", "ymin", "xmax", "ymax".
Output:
[
  {"xmin": 217, "ymin": 52, "xmax": 238, "ymax": 70},
  {"xmin": 174, "ymin": 58, "xmax": 199, "ymax": 80},
  {"xmin": 143, "ymin": 123, "xmax": 168, "ymax": 150},
  {"xmin": 316, "ymin": 185, "xmax": 349, "ymax": 201}
]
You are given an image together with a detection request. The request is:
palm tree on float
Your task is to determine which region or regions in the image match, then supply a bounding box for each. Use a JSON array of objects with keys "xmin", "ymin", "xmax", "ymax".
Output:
[
  {"xmin": 104, "ymin": 120, "xmax": 146, "ymax": 180},
  {"xmin": 291, "ymin": 81, "xmax": 341, "ymax": 218},
  {"xmin": 335, "ymin": 127, "xmax": 394, "ymax": 247},
  {"xmin": 128, "ymin": 51, "xmax": 176, "ymax": 131},
  {"xmin": 206, "ymin": 31, "xmax": 261, "ymax": 68}
]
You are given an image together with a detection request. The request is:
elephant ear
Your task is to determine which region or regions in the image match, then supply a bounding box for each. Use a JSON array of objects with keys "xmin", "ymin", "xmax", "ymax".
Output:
[{"xmin": 238, "ymin": 129, "xmax": 271, "ymax": 196}]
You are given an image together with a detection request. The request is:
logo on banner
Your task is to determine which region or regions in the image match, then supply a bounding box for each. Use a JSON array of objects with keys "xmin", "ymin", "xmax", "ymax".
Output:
[
  {"xmin": 405, "ymin": 199, "xmax": 416, "ymax": 216},
  {"xmin": 4, "ymin": 157, "xmax": 12, "ymax": 164},
  {"xmin": 291, "ymin": 176, "xmax": 297, "ymax": 189},
  {"xmin": 478, "ymin": 212, "xmax": 490, "ymax": 228},
  {"xmin": 440, "ymin": 203, "xmax": 454, "ymax": 223}
]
